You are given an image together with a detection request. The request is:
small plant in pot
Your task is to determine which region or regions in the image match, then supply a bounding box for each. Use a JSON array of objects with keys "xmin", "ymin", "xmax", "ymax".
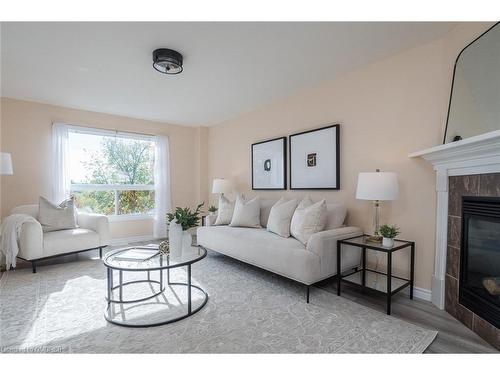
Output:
[
  {"xmin": 378, "ymin": 224, "xmax": 400, "ymax": 247},
  {"xmin": 208, "ymin": 205, "xmax": 217, "ymax": 216},
  {"xmin": 166, "ymin": 203, "xmax": 204, "ymax": 256},
  {"xmin": 167, "ymin": 202, "xmax": 204, "ymax": 231}
]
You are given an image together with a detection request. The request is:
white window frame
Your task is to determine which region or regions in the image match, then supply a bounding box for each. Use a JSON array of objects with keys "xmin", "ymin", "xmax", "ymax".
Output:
[{"xmin": 68, "ymin": 126, "xmax": 155, "ymax": 221}]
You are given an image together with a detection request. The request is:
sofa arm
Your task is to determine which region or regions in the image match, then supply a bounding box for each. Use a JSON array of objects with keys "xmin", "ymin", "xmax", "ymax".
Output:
[
  {"xmin": 18, "ymin": 221, "xmax": 44, "ymax": 260},
  {"xmin": 77, "ymin": 212, "xmax": 110, "ymax": 246},
  {"xmin": 307, "ymin": 226, "xmax": 363, "ymax": 275}
]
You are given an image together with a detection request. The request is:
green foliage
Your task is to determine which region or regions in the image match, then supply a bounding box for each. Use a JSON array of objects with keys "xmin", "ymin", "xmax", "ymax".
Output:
[
  {"xmin": 83, "ymin": 138, "xmax": 154, "ymax": 185},
  {"xmin": 74, "ymin": 137, "xmax": 155, "ymax": 215},
  {"xmin": 167, "ymin": 203, "xmax": 204, "ymax": 231},
  {"xmin": 378, "ymin": 224, "xmax": 400, "ymax": 239},
  {"xmin": 208, "ymin": 205, "xmax": 217, "ymax": 213}
]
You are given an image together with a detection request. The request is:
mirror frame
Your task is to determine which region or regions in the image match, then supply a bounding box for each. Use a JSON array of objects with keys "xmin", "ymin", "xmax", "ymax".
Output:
[{"xmin": 442, "ymin": 22, "xmax": 500, "ymax": 144}]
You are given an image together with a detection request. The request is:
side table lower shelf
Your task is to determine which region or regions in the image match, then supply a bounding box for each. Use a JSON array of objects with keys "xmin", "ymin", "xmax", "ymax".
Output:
[
  {"xmin": 337, "ymin": 234, "xmax": 415, "ymax": 315},
  {"xmin": 342, "ymin": 269, "xmax": 411, "ymax": 295}
]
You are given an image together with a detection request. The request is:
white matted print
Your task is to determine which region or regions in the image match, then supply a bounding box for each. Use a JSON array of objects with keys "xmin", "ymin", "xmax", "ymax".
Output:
[
  {"xmin": 252, "ymin": 137, "xmax": 286, "ymax": 190},
  {"xmin": 289, "ymin": 125, "xmax": 340, "ymax": 189}
]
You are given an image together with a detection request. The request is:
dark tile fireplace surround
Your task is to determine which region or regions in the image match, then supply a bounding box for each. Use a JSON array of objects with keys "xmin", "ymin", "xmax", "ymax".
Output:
[{"xmin": 446, "ymin": 173, "xmax": 500, "ymax": 350}]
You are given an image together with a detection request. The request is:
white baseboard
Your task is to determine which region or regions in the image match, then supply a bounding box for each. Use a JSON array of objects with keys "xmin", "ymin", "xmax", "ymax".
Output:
[
  {"xmin": 409, "ymin": 286, "xmax": 432, "ymax": 302},
  {"xmin": 110, "ymin": 235, "xmax": 156, "ymax": 246}
]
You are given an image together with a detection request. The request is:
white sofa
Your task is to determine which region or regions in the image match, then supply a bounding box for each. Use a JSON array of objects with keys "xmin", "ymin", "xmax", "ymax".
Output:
[
  {"xmin": 11, "ymin": 204, "xmax": 110, "ymax": 273},
  {"xmin": 197, "ymin": 199, "xmax": 363, "ymax": 302}
]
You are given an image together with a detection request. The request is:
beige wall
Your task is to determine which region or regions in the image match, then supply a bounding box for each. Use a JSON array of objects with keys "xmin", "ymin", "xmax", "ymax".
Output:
[
  {"xmin": 0, "ymin": 98, "xmax": 204, "ymax": 239},
  {"xmin": 207, "ymin": 23, "xmax": 493, "ymax": 291},
  {"xmin": 0, "ymin": 23, "xmax": 493, "ymax": 288}
]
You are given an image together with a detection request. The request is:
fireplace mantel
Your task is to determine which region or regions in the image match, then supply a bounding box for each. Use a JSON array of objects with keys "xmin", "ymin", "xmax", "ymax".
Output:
[{"xmin": 409, "ymin": 130, "xmax": 500, "ymax": 309}]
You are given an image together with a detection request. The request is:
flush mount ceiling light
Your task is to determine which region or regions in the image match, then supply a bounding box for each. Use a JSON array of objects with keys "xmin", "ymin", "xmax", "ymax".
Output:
[{"xmin": 152, "ymin": 48, "xmax": 183, "ymax": 75}]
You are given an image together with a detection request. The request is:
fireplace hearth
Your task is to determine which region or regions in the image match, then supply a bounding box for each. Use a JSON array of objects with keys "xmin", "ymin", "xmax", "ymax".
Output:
[{"xmin": 460, "ymin": 197, "xmax": 500, "ymax": 329}]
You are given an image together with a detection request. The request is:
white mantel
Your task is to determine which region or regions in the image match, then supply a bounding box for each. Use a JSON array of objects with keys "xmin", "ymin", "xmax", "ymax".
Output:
[{"xmin": 409, "ymin": 130, "xmax": 500, "ymax": 309}]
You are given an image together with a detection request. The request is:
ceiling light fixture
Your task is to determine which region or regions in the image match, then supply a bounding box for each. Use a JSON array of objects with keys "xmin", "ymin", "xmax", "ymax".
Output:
[{"xmin": 152, "ymin": 48, "xmax": 183, "ymax": 75}]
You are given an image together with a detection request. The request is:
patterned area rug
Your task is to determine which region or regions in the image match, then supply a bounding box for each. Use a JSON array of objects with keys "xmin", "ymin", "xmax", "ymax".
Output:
[{"xmin": 0, "ymin": 250, "xmax": 437, "ymax": 353}]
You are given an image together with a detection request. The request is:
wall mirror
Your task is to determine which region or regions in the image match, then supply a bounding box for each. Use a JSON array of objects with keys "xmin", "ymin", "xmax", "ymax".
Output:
[{"xmin": 443, "ymin": 23, "xmax": 500, "ymax": 144}]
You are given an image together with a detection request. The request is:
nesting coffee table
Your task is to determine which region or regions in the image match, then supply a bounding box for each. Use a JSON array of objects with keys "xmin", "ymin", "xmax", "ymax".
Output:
[{"xmin": 103, "ymin": 245, "xmax": 208, "ymax": 327}]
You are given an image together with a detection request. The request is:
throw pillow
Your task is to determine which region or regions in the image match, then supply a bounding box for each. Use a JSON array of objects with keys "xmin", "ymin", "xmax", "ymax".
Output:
[
  {"xmin": 266, "ymin": 197, "xmax": 298, "ymax": 237},
  {"xmin": 38, "ymin": 196, "xmax": 78, "ymax": 232},
  {"xmin": 290, "ymin": 197, "xmax": 327, "ymax": 244},
  {"xmin": 214, "ymin": 195, "xmax": 235, "ymax": 225},
  {"xmin": 229, "ymin": 195, "xmax": 261, "ymax": 228}
]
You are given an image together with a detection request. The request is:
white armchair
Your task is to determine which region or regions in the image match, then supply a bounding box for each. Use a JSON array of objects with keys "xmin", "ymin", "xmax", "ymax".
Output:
[{"xmin": 11, "ymin": 204, "xmax": 110, "ymax": 273}]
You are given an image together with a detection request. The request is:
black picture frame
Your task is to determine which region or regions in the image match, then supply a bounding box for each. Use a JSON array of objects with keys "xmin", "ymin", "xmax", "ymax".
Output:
[
  {"xmin": 289, "ymin": 124, "xmax": 340, "ymax": 190},
  {"xmin": 251, "ymin": 136, "xmax": 287, "ymax": 190}
]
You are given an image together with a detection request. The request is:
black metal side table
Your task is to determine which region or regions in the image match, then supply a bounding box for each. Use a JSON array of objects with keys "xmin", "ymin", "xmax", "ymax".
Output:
[{"xmin": 337, "ymin": 234, "xmax": 415, "ymax": 315}]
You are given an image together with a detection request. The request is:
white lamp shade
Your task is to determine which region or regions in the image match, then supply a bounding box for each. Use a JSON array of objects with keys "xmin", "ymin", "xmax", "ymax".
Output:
[
  {"xmin": 356, "ymin": 171, "xmax": 398, "ymax": 201},
  {"xmin": 212, "ymin": 178, "xmax": 233, "ymax": 194},
  {"xmin": 0, "ymin": 152, "xmax": 13, "ymax": 175}
]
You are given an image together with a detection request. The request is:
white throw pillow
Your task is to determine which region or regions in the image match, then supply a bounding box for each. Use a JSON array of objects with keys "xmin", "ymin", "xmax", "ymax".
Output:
[
  {"xmin": 266, "ymin": 197, "xmax": 298, "ymax": 238},
  {"xmin": 214, "ymin": 195, "xmax": 235, "ymax": 225},
  {"xmin": 290, "ymin": 197, "xmax": 327, "ymax": 244},
  {"xmin": 38, "ymin": 196, "xmax": 78, "ymax": 232},
  {"xmin": 229, "ymin": 195, "xmax": 261, "ymax": 228}
]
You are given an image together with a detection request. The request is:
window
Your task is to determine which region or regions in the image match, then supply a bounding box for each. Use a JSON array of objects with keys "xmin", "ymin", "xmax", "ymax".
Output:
[{"xmin": 68, "ymin": 127, "xmax": 155, "ymax": 219}]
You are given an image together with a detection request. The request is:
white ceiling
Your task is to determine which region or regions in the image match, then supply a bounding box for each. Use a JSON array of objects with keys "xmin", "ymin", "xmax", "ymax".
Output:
[{"xmin": 1, "ymin": 22, "xmax": 456, "ymax": 127}]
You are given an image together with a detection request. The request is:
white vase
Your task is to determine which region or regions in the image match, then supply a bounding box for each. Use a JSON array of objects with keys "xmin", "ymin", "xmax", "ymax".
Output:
[
  {"xmin": 168, "ymin": 220, "xmax": 183, "ymax": 258},
  {"xmin": 382, "ymin": 237, "xmax": 394, "ymax": 247},
  {"xmin": 182, "ymin": 231, "xmax": 192, "ymax": 253}
]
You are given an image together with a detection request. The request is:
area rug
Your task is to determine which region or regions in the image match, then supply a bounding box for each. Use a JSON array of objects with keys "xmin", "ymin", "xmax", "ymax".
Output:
[{"xmin": 0, "ymin": 249, "xmax": 437, "ymax": 353}]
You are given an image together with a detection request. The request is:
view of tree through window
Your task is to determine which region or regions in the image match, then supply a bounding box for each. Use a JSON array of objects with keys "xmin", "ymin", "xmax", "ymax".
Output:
[{"xmin": 69, "ymin": 130, "xmax": 155, "ymax": 216}]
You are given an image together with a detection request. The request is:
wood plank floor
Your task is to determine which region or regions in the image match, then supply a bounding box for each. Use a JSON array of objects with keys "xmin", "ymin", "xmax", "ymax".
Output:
[
  {"xmin": 316, "ymin": 278, "xmax": 498, "ymax": 353},
  {"xmin": 2, "ymin": 246, "xmax": 498, "ymax": 353}
]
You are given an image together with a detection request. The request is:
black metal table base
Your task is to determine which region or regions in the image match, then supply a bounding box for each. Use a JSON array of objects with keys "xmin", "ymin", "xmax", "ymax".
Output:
[{"xmin": 104, "ymin": 267, "xmax": 208, "ymax": 328}]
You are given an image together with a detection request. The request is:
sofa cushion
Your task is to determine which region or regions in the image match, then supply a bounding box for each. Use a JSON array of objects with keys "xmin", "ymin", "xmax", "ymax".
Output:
[
  {"xmin": 266, "ymin": 197, "xmax": 298, "ymax": 237},
  {"xmin": 43, "ymin": 228, "xmax": 100, "ymax": 257},
  {"xmin": 325, "ymin": 203, "xmax": 347, "ymax": 230},
  {"xmin": 214, "ymin": 195, "xmax": 235, "ymax": 225},
  {"xmin": 259, "ymin": 198, "xmax": 277, "ymax": 227},
  {"xmin": 290, "ymin": 197, "xmax": 327, "ymax": 244},
  {"xmin": 38, "ymin": 196, "xmax": 78, "ymax": 232},
  {"xmin": 197, "ymin": 225, "xmax": 321, "ymax": 284},
  {"xmin": 229, "ymin": 195, "xmax": 261, "ymax": 228}
]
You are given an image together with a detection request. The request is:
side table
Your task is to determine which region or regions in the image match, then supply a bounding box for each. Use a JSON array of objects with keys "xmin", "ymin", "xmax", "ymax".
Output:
[{"xmin": 337, "ymin": 234, "xmax": 415, "ymax": 315}]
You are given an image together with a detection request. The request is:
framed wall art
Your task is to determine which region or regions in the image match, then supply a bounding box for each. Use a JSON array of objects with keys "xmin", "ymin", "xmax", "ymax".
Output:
[
  {"xmin": 251, "ymin": 137, "xmax": 287, "ymax": 190},
  {"xmin": 289, "ymin": 124, "xmax": 340, "ymax": 190}
]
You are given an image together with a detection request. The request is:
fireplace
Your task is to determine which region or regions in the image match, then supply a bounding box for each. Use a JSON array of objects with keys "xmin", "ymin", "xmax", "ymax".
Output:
[{"xmin": 460, "ymin": 196, "xmax": 500, "ymax": 329}]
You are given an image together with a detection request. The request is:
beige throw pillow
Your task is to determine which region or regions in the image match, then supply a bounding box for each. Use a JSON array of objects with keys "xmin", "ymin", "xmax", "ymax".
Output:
[
  {"xmin": 38, "ymin": 196, "xmax": 78, "ymax": 232},
  {"xmin": 290, "ymin": 197, "xmax": 327, "ymax": 244},
  {"xmin": 229, "ymin": 195, "xmax": 261, "ymax": 228},
  {"xmin": 266, "ymin": 197, "xmax": 298, "ymax": 237},
  {"xmin": 214, "ymin": 195, "xmax": 235, "ymax": 225}
]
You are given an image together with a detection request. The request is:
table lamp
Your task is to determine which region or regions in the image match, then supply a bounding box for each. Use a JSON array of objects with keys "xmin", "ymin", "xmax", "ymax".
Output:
[
  {"xmin": 356, "ymin": 169, "xmax": 398, "ymax": 240},
  {"xmin": 0, "ymin": 152, "xmax": 13, "ymax": 175},
  {"xmin": 212, "ymin": 178, "xmax": 233, "ymax": 199}
]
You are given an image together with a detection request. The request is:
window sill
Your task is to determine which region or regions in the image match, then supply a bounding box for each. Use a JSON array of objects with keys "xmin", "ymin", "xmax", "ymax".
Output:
[{"xmin": 107, "ymin": 214, "xmax": 154, "ymax": 223}]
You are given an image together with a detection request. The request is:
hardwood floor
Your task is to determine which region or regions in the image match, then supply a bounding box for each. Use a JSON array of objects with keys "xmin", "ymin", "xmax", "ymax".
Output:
[
  {"xmin": 2, "ymin": 248, "xmax": 498, "ymax": 353},
  {"xmin": 316, "ymin": 278, "xmax": 499, "ymax": 353}
]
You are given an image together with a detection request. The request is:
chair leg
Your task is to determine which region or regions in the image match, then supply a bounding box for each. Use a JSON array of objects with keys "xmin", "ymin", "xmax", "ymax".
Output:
[
  {"xmin": 99, "ymin": 247, "xmax": 103, "ymax": 259},
  {"xmin": 32, "ymin": 261, "xmax": 37, "ymax": 274},
  {"xmin": 306, "ymin": 285, "xmax": 310, "ymax": 303}
]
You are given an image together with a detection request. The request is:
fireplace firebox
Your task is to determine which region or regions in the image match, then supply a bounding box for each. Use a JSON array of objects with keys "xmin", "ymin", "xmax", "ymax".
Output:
[{"xmin": 460, "ymin": 196, "xmax": 500, "ymax": 329}]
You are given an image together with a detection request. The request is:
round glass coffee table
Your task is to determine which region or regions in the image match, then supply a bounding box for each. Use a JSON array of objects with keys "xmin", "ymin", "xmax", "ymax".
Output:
[{"xmin": 103, "ymin": 245, "xmax": 208, "ymax": 328}]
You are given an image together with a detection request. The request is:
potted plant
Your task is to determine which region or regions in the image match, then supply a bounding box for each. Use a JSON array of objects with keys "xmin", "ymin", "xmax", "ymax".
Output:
[
  {"xmin": 208, "ymin": 205, "xmax": 217, "ymax": 216},
  {"xmin": 378, "ymin": 224, "xmax": 400, "ymax": 247},
  {"xmin": 167, "ymin": 203, "xmax": 204, "ymax": 256}
]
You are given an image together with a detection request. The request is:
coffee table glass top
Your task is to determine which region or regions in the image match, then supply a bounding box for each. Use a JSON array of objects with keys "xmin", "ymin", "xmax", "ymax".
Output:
[{"xmin": 104, "ymin": 245, "xmax": 206, "ymax": 271}]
